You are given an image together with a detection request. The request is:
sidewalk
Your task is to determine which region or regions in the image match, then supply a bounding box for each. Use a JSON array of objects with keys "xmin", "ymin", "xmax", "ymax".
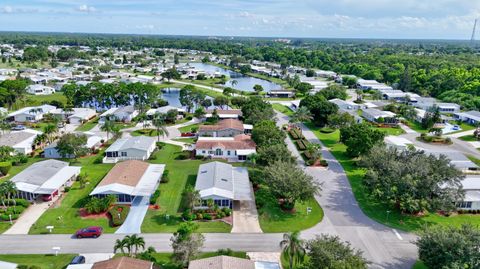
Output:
[
  {"xmin": 4, "ymin": 202, "xmax": 50, "ymax": 235},
  {"xmin": 115, "ymin": 196, "xmax": 149, "ymax": 234}
]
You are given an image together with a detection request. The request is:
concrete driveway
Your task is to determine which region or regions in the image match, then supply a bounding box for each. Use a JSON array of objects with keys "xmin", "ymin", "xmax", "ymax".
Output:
[
  {"xmin": 4, "ymin": 200, "xmax": 52, "ymax": 235},
  {"xmin": 231, "ymin": 200, "xmax": 262, "ymax": 233},
  {"xmin": 115, "ymin": 196, "xmax": 149, "ymax": 234}
]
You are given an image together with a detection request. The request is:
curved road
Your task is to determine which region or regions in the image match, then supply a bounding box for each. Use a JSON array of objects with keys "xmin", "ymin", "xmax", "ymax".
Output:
[{"xmin": 0, "ymin": 112, "xmax": 417, "ymax": 268}]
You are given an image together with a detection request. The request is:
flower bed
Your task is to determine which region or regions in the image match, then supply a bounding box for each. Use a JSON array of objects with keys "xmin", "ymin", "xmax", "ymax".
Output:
[
  {"xmin": 289, "ymin": 128, "xmax": 304, "ymax": 140},
  {"xmin": 295, "ymin": 139, "xmax": 310, "ymax": 151},
  {"xmin": 182, "ymin": 207, "xmax": 232, "ymax": 222},
  {"xmin": 108, "ymin": 205, "xmax": 130, "ymax": 226},
  {"xmin": 0, "ymin": 199, "xmax": 30, "ymax": 222}
]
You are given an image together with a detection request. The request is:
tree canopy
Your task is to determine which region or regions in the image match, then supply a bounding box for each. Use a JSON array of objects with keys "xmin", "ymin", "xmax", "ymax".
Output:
[
  {"xmin": 300, "ymin": 93, "xmax": 338, "ymax": 127},
  {"xmin": 339, "ymin": 123, "xmax": 385, "ymax": 157}
]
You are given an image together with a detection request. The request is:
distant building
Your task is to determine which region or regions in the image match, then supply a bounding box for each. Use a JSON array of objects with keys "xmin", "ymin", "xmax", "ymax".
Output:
[
  {"xmin": 0, "ymin": 129, "xmax": 41, "ymax": 154},
  {"xmin": 361, "ymin": 108, "xmax": 397, "ymax": 124},
  {"xmin": 357, "ymin": 79, "xmax": 392, "ymax": 91},
  {"xmin": 7, "ymin": 105, "xmax": 56, "ymax": 123},
  {"xmin": 198, "ymin": 119, "xmax": 247, "ymax": 137},
  {"xmin": 50, "ymin": 108, "xmax": 97, "ymax": 125},
  {"xmin": 454, "ymin": 111, "xmax": 480, "ymax": 125},
  {"xmin": 99, "ymin": 106, "xmax": 138, "ymax": 123},
  {"xmin": 205, "ymin": 109, "xmax": 243, "ymax": 120},
  {"xmin": 103, "ymin": 136, "xmax": 156, "ymax": 163},
  {"xmin": 195, "ymin": 134, "xmax": 256, "ymax": 161},
  {"xmin": 26, "ymin": 84, "xmax": 55, "ymax": 95}
]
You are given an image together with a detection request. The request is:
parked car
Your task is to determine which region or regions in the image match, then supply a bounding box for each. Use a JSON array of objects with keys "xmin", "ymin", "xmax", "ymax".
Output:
[
  {"xmin": 70, "ymin": 255, "xmax": 86, "ymax": 264},
  {"xmin": 75, "ymin": 226, "xmax": 103, "ymax": 238},
  {"xmin": 11, "ymin": 125, "xmax": 26, "ymax": 131},
  {"xmin": 42, "ymin": 190, "xmax": 59, "ymax": 201}
]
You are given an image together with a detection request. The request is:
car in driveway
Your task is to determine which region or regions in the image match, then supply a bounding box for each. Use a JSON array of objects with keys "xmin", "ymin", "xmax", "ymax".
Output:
[
  {"xmin": 11, "ymin": 125, "xmax": 26, "ymax": 131},
  {"xmin": 75, "ymin": 226, "xmax": 103, "ymax": 238},
  {"xmin": 70, "ymin": 255, "xmax": 86, "ymax": 264}
]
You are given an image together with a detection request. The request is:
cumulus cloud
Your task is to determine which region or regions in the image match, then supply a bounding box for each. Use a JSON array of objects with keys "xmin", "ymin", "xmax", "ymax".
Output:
[{"xmin": 76, "ymin": 4, "xmax": 96, "ymax": 13}]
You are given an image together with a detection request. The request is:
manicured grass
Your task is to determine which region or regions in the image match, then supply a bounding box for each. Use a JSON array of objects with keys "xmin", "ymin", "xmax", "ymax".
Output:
[
  {"xmin": 404, "ymin": 120, "xmax": 429, "ymax": 133},
  {"xmin": 113, "ymin": 122, "xmax": 136, "ymax": 130},
  {"xmin": 272, "ymin": 104, "xmax": 294, "ymax": 116},
  {"xmin": 459, "ymin": 135, "xmax": 477, "ymax": 142},
  {"xmin": 14, "ymin": 93, "xmax": 68, "ymax": 110},
  {"xmin": 0, "ymin": 254, "xmax": 76, "ymax": 269},
  {"xmin": 131, "ymin": 128, "xmax": 161, "ymax": 137},
  {"xmin": 141, "ymin": 144, "xmax": 231, "ymax": 233},
  {"xmin": 258, "ymin": 197, "xmax": 323, "ymax": 233},
  {"xmin": 413, "ymin": 261, "xmax": 428, "ymax": 269},
  {"xmin": 178, "ymin": 124, "xmax": 199, "ymax": 133},
  {"xmin": 373, "ymin": 126, "xmax": 405, "ymax": 136},
  {"xmin": 0, "ymin": 222, "xmax": 11, "ymax": 234},
  {"xmin": 75, "ymin": 116, "xmax": 99, "ymax": 132},
  {"xmin": 172, "ymin": 138, "xmax": 196, "ymax": 144},
  {"xmin": 467, "ymin": 155, "xmax": 480, "ymax": 167},
  {"xmin": 305, "ymin": 122, "xmax": 480, "ymax": 232},
  {"xmin": 29, "ymin": 154, "xmax": 115, "ymax": 234},
  {"xmin": 448, "ymin": 122, "xmax": 475, "ymax": 134}
]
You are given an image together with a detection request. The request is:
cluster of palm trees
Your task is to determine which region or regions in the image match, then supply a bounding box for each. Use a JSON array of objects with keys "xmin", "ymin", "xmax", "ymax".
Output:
[
  {"xmin": 114, "ymin": 234, "xmax": 146, "ymax": 257},
  {"xmin": 0, "ymin": 181, "xmax": 18, "ymax": 213},
  {"xmin": 100, "ymin": 119, "xmax": 121, "ymax": 141}
]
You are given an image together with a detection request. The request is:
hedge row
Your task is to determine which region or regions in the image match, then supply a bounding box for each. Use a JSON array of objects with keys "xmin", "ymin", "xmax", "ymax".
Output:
[
  {"xmin": 295, "ymin": 139, "xmax": 310, "ymax": 151},
  {"xmin": 5, "ymin": 199, "xmax": 30, "ymax": 207},
  {"xmin": 149, "ymin": 190, "xmax": 160, "ymax": 205},
  {"xmin": 108, "ymin": 205, "xmax": 130, "ymax": 226}
]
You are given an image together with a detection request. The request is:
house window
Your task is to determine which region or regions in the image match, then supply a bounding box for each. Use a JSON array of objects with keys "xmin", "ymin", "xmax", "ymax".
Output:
[
  {"xmin": 238, "ymin": 155, "xmax": 247, "ymax": 161},
  {"xmin": 458, "ymin": 202, "xmax": 472, "ymax": 209},
  {"xmin": 215, "ymin": 149, "xmax": 222, "ymax": 156},
  {"xmin": 227, "ymin": 151, "xmax": 231, "ymax": 156},
  {"xmin": 202, "ymin": 150, "xmax": 206, "ymax": 154},
  {"xmin": 121, "ymin": 152, "xmax": 127, "ymax": 157}
]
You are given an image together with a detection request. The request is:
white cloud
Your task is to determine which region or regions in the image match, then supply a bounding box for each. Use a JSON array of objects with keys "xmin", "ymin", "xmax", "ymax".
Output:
[
  {"xmin": 0, "ymin": 6, "xmax": 13, "ymax": 13},
  {"xmin": 76, "ymin": 4, "xmax": 96, "ymax": 13}
]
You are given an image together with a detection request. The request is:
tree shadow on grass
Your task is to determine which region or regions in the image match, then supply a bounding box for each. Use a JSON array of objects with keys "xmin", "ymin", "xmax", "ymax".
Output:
[{"xmin": 178, "ymin": 174, "xmax": 196, "ymax": 213}]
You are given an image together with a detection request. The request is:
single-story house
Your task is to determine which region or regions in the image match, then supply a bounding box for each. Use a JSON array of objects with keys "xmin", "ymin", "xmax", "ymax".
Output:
[
  {"xmin": 11, "ymin": 159, "xmax": 81, "ymax": 201},
  {"xmin": 194, "ymin": 162, "xmax": 251, "ymax": 209},
  {"xmin": 7, "ymin": 104, "xmax": 56, "ymax": 122},
  {"xmin": 103, "ymin": 136, "xmax": 156, "ymax": 163},
  {"xmin": 50, "ymin": 108, "xmax": 97, "ymax": 125},
  {"xmin": 454, "ymin": 111, "xmax": 480, "ymax": 125},
  {"xmin": 425, "ymin": 150, "xmax": 479, "ymax": 173},
  {"xmin": 329, "ymin": 98, "xmax": 362, "ymax": 111},
  {"xmin": 205, "ymin": 109, "xmax": 242, "ymax": 120},
  {"xmin": 384, "ymin": 136, "xmax": 416, "ymax": 151},
  {"xmin": 0, "ymin": 129, "xmax": 42, "ymax": 154},
  {"xmin": 90, "ymin": 160, "xmax": 164, "ymax": 204},
  {"xmin": 44, "ymin": 132, "xmax": 102, "ymax": 159},
  {"xmin": 26, "ymin": 84, "xmax": 55, "ymax": 95},
  {"xmin": 92, "ymin": 257, "xmax": 154, "ymax": 269},
  {"xmin": 146, "ymin": 106, "xmax": 186, "ymax": 117},
  {"xmin": 357, "ymin": 79, "xmax": 393, "ymax": 91},
  {"xmin": 198, "ymin": 119, "xmax": 247, "ymax": 137},
  {"xmin": 361, "ymin": 108, "xmax": 397, "ymax": 124},
  {"xmin": 414, "ymin": 108, "xmax": 448, "ymax": 124},
  {"xmin": 188, "ymin": 255, "xmax": 281, "ymax": 269},
  {"xmin": 413, "ymin": 97, "xmax": 460, "ymax": 113},
  {"xmin": 455, "ymin": 176, "xmax": 480, "ymax": 210},
  {"xmin": 195, "ymin": 134, "xmax": 256, "ymax": 161},
  {"xmin": 99, "ymin": 106, "xmax": 139, "ymax": 123},
  {"xmin": 267, "ymin": 90, "xmax": 295, "ymax": 98},
  {"xmin": 380, "ymin": 90, "xmax": 420, "ymax": 103}
]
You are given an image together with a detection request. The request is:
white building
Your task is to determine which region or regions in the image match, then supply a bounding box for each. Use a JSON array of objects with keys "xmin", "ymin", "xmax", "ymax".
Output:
[
  {"xmin": 357, "ymin": 79, "xmax": 393, "ymax": 91},
  {"xmin": 50, "ymin": 108, "xmax": 97, "ymax": 125},
  {"xmin": 99, "ymin": 106, "xmax": 138, "ymax": 123},
  {"xmin": 361, "ymin": 108, "xmax": 397, "ymax": 123},
  {"xmin": 455, "ymin": 176, "xmax": 480, "ymax": 210},
  {"xmin": 454, "ymin": 111, "xmax": 480, "ymax": 125},
  {"xmin": 0, "ymin": 129, "xmax": 41, "ymax": 154},
  {"xmin": 26, "ymin": 84, "xmax": 55, "ymax": 95},
  {"xmin": 195, "ymin": 134, "xmax": 256, "ymax": 162},
  {"xmin": 7, "ymin": 105, "xmax": 56, "ymax": 123},
  {"xmin": 194, "ymin": 162, "xmax": 251, "ymax": 209},
  {"xmin": 103, "ymin": 136, "xmax": 156, "ymax": 163}
]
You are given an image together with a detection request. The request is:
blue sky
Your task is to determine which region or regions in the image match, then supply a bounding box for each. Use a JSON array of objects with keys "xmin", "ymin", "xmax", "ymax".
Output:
[{"xmin": 0, "ymin": 0, "xmax": 479, "ymax": 39}]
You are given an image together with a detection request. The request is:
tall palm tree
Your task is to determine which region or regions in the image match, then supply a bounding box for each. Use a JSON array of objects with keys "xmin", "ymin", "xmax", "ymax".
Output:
[
  {"xmin": 305, "ymin": 143, "xmax": 322, "ymax": 163},
  {"xmin": 114, "ymin": 238, "xmax": 129, "ymax": 255},
  {"xmin": 126, "ymin": 234, "xmax": 145, "ymax": 257},
  {"xmin": 152, "ymin": 113, "xmax": 169, "ymax": 142},
  {"xmin": 100, "ymin": 119, "xmax": 118, "ymax": 141},
  {"xmin": 43, "ymin": 124, "xmax": 58, "ymax": 143},
  {"xmin": 0, "ymin": 183, "xmax": 7, "ymax": 213},
  {"xmin": 289, "ymin": 107, "xmax": 313, "ymax": 129},
  {"xmin": 280, "ymin": 231, "xmax": 306, "ymax": 269}
]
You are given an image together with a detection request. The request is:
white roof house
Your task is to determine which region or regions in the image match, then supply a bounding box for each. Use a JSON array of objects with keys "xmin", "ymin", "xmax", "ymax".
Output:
[
  {"xmin": 425, "ymin": 150, "xmax": 479, "ymax": 173},
  {"xmin": 361, "ymin": 108, "xmax": 396, "ymax": 123},
  {"xmin": 50, "ymin": 107, "xmax": 97, "ymax": 125},
  {"xmin": 0, "ymin": 129, "xmax": 41, "ymax": 154},
  {"xmin": 90, "ymin": 160, "xmax": 165, "ymax": 203},
  {"xmin": 329, "ymin": 98, "xmax": 362, "ymax": 111},
  {"xmin": 146, "ymin": 105, "xmax": 186, "ymax": 116},
  {"xmin": 26, "ymin": 84, "xmax": 55, "ymax": 95},
  {"xmin": 99, "ymin": 106, "xmax": 138, "ymax": 123},
  {"xmin": 7, "ymin": 105, "xmax": 56, "ymax": 122},
  {"xmin": 104, "ymin": 136, "xmax": 156, "ymax": 163},
  {"xmin": 11, "ymin": 159, "xmax": 81, "ymax": 200},
  {"xmin": 454, "ymin": 111, "xmax": 480, "ymax": 125},
  {"xmin": 384, "ymin": 136, "xmax": 417, "ymax": 151},
  {"xmin": 195, "ymin": 161, "xmax": 252, "ymax": 208},
  {"xmin": 357, "ymin": 79, "xmax": 393, "ymax": 91}
]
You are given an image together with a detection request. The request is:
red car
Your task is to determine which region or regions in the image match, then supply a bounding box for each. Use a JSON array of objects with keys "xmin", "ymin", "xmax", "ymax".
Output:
[{"xmin": 75, "ymin": 226, "xmax": 103, "ymax": 239}]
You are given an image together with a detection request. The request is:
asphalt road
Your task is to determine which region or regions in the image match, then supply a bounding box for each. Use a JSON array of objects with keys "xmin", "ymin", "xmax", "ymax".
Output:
[{"xmin": 0, "ymin": 112, "xmax": 418, "ymax": 269}]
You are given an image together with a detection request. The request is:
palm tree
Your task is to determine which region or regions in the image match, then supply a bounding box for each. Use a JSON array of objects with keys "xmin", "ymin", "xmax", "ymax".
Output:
[
  {"xmin": 183, "ymin": 185, "xmax": 201, "ymax": 211},
  {"xmin": 152, "ymin": 113, "xmax": 169, "ymax": 142},
  {"xmin": 125, "ymin": 234, "xmax": 145, "ymax": 257},
  {"xmin": 43, "ymin": 124, "xmax": 58, "ymax": 143},
  {"xmin": 280, "ymin": 231, "xmax": 306, "ymax": 269},
  {"xmin": 305, "ymin": 143, "xmax": 322, "ymax": 163},
  {"xmin": 100, "ymin": 119, "xmax": 118, "ymax": 141},
  {"xmin": 114, "ymin": 238, "xmax": 129, "ymax": 255},
  {"xmin": 289, "ymin": 107, "xmax": 313, "ymax": 129},
  {"xmin": 247, "ymin": 153, "xmax": 258, "ymax": 167},
  {"xmin": 0, "ymin": 183, "xmax": 7, "ymax": 213}
]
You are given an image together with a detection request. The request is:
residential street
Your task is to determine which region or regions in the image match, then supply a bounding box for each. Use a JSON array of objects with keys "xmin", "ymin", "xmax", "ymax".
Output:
[{"xmin": 0, "ymin": 112, "xmax": 418, "ymax": 269}]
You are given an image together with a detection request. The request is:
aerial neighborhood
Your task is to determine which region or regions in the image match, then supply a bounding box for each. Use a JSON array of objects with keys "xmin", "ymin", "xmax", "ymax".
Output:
[{"xmin": 0, "ymin": 29, "xmax": 478, "ymax": 269}]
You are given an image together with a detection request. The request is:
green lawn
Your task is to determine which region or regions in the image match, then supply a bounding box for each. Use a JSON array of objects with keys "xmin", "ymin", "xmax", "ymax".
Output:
[
  {"xmin": 448, "ymin": 122, "xmax": 475, "ymax": 134},
  {"xmin": 131, "ymin": 128, "xmax": 161, "ymax": 137},
  {"xmin": 14, "ymin": 93, "xmax": 68, "ymax": 110},
  {"xmin": 113, "ymin": 122, "xmax": 136, "ymax": 130},
  {"xmin": 413, "ymin": 261, "xmax": 428, "ymax": 269},
  {"xmin": 29, "ymin": 154, "xmax": 115, "ymax": 234},
  {"xmin": 178, "ymin": 124, "xmax": 199, "ymax": 133},
  {"xmin": 403, "ymin": 120, "xmax": 429, "ymax": 133},
  {"xmin": 272, "ymin": 104, "xmax": 294, "ymax": 116},
  {"xmin": 75, "ymin": 117, "xmax": 99, "ymax": 132},
  {"xmin": 0, "ymin": 222, "xmax": 11, "ymax": 234},
  {"xmin": 258, "ymin": 196, "xmax": 323, "ymax": 233},
  {"xmin": 373, "ymin": 126, "xmax": 405, "ymax": 136},
  {"xmin": 459, "ymin": 135, "xmax": 477, "ymax": 142},
  {"xmin": 141, "ymin": 144, "xmax": 231, "ymax": 233},
  {"xmin": 172, "ymin": 138, "xmax": 196, "ymax": 144},
  {"xmin": 305, "ymin": 122, "xmax": 480, "ymax": 232},
  {"xmin": 0, "ymin": 254, "xmax": 76, "ymax": 269}
]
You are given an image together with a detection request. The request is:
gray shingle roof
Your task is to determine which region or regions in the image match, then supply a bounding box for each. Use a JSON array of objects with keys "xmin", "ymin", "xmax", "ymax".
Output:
[
  {"xmin": 106, "ymin": 136, "xmax": 155, "ymax": 152},
  {"xmin": 11, "ymin": 159, "xmax": 69, "ymax": 186},
  {"xmin": 0, "ymin": 131, "xmax": 36, "ymax": 147}
]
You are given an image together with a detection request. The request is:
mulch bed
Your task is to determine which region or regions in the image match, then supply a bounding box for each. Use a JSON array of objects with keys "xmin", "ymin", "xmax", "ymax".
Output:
[{"xmin": 78, "ymin": 208, "xmax": 109, "ymax": 220}]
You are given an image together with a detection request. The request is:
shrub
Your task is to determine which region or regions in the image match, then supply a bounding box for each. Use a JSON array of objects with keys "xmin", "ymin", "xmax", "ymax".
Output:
[
  {"xmin": 186, "ymin": 115, "xmax": 193, "ymax": 120},
  {"xmin": 203, "ymin": 213, "xmax": 212, "ymax": 220},
  {"xmin": 6, "ymin": 199, "xmax": 29, "ymax": 207},
  {"xmin": 156, "ymin": 142, "xmax": 165, "ymax": 149},
  {"xmin": 150, "ymin": 190, "xmax": 160, "ymax": 205},
  {"xmin": 222, "ymin": 207, "xmax": 232, "ymax": 216},
  {"xmin": 320, "ymin": 159, "xmax": 329, "ymax": 166},
  {"xmin": 217, "ymin": 248, "xmax": 234, "ymax": 256},
  {"xmin": 161, "ymin": 170, "xmax": 169, "ymax": 183},
  {"xmin": 64, "ymin": 186, "xmax": 71, "ymax": 192},
  {"xmin": 182, "ymin": 209, "xmax": 194, "ymax": 221},
  {"xmin": 84, "ymin": 195, "xmax": 116, "ymax": 214},
  {"xmin": 175, "ymin": 152, "xmax": 190, "ymax": 160},
  {"xmin": 93, "ymin": 156, "xmax": 103, "ymax": 164},
  {"xmin": 196, "ymin": 213, "xmax": 203, "ymax": 220},
  {"xmin": 108, "ymin": 205, "xmax": 130, "ymax": 226},
  {"xmin": 320, "ymin": 127, "xmax": 335, "ymax": 133},
  {"xmin": 289, "ymin": 129, "xmax": 299, "ymax": 140},
  {"xmin": 217, "ymin": 212, "xmax": 225, "ymax": 218},
  {"xmin": 0, "ymin": 161, "xmax": 12, "ymax": 176}
]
